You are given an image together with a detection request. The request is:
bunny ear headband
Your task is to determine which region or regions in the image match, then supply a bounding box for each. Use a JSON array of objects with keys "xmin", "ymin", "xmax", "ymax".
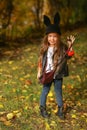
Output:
[{"xmin": 43, "ymin": 12, "xmax": 61, "ymax": 35}]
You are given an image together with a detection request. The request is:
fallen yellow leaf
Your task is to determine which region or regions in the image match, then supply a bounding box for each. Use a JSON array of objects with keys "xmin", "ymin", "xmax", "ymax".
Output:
[
  {"xmin": 50, "ymin": 120, "xmax": 57, "ymax": 127},
  {"xmin": 19, "ymin": 77, "xmax": 24, "ymax": 81},
  {"xmin": 12, "ymin": 66, "xmax": 18, "ymax": 70},
  {"xmin": 83, "ymin": 113, "xmax": 87, "ymax": 116},
  {"xmin": 7, "ymin": 113, "xmax": 14, "ymax": 120},
  {"xmin": 81, "ymin": 115, "xmax": 85, "ymax": 118},
  {"xmin": 13, "ymin": 110, "xmax": 20, "ymax": 114},
  {"xmin": 49, "ymin": 97, "xmax": 54, "ymax": 102},
  {"xmin": 0, "ymin": 104, "xmax": 4, "ymax": 108},
  {"xmin": 62, "ymin": 85, "xmax": 66, "ymax": 89},
  {"xmin": 16, "ymin": 112, "xmax": 21, "ymax": 118},
  {"xmin": 48, "ymin": 92, "xmax": 53, "ymax": 97},
  {"xmin": 8, "ymin": 61, "xmax": 13, "ymax": 64},
  {"xmin": 0, "ymin": 111, "xmax": 6, "ymax": 116},
  {"xmin": 24, "ymin": 74, "xmax": 30, "ymax": 78},
  {"xmin": 45, "ymin": 122, "xmax": 51, "ymax": 130},
  {"xmin": 52, "ymin": 107, "xmax": 58, "ymax": 114},
  {"xmin": 71, "ymin": 114, "xmax": 77, "ymax": 119},
  {"xmin": 22, "ymin": 89, "xmax": 27, "ymax": 93},
  {"xmin": 76, "ymin": 75, "xmax": 81, "ymax": 82}
]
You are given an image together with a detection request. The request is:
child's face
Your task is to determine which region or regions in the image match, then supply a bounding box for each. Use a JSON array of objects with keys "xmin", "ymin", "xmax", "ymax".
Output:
[{"xmin": 48, "ymin": 33, "xmax": 59, "ymax": 46}]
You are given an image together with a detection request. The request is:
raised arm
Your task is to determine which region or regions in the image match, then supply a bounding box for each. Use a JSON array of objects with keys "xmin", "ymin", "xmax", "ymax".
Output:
[{"xmin": 66, "ymin": 35, "xmax": 75, "ymax": 57}]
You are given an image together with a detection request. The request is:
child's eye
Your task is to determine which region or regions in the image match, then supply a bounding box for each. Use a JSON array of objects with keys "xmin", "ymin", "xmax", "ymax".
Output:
[
  {"xmin": 48, "ymin": 35, "xmax": 52, "ymax": 38},
  {"xmin": 54, "ymin": 36, "xmax": 57, "ymax": 38}
]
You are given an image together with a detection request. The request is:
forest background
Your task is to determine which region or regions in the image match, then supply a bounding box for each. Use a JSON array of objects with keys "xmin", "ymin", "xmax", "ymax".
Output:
[{"xmin": 0, "ymin": 0, "xmax": 87, "ymax": 43}]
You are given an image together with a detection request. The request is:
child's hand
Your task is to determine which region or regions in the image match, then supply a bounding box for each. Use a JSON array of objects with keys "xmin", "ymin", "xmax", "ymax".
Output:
[
  {"xmin": 37, "ymin": 71, "xmax": 41, "ymax": 79},
  {"xmin": 67, "ymin": 35, "xmax": 75, "ymax": 47}
]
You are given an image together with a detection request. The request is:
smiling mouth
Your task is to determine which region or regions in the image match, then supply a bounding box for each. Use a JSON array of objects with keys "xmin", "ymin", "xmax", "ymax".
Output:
[{"xmin": 50, "ymin": 41, "xmax": 55, "ymax": 44}]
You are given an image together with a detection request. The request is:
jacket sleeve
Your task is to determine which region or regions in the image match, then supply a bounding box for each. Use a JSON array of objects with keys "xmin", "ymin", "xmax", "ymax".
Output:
[
  {"xmin": 38, "ymin": 60, "xmax": 42, "ymax": 68},
  {"xmin": 64, "ymin": 43, "xmax": 74, "ymax": 58},
  {"xmin": 66, "ymin": 50, "xmax": 74, "ymax": 57}
]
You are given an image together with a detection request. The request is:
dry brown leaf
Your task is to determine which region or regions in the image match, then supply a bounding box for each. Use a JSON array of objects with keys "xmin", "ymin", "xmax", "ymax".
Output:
[
  {"xmin": 4, "ymin": 121, "xmax": 12, "ymax": 126},
  {"xmin": 0, "ymin": 117, "xmax": 7, "ymax": 122}
]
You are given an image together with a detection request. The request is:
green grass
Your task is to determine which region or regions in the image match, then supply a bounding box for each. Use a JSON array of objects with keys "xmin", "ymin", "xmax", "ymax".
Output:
[{"xmin": 0, "ymin": 27, "xmax": 87, "ymax": 130}]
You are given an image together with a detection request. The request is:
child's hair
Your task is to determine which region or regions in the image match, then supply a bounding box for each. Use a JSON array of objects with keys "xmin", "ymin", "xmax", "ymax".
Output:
[{"xmin": 39, "ymin": 34, "xmax": 67, "ymax": 68}]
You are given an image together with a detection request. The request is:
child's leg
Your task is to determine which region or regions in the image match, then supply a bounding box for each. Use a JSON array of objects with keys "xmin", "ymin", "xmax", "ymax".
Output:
[
  {"xmin": 40, "ymin": 82, "xmax": 52, "ymax": 107},
  {"xmin": 54, "ymin": 79, "xmax": 64, "ymax": 119},
  {"xmin": 54, "ymin": 79, "xmax": 63, "ymax": 107}
]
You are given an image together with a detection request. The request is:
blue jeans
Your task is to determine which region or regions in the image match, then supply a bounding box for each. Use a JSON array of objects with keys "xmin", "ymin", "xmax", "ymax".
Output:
[{"xmin": 40, "ymin": 79, "xmax": 63, "ymax": 107}]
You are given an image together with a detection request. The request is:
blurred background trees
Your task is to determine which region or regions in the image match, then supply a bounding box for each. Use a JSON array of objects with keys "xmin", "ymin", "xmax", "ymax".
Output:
[{"xmin": 0, "ymin": 0, "xmax": 87, "ymax": 44}]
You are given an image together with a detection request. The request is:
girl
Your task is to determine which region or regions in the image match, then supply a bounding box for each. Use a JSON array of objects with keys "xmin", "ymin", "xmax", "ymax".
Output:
[{"xmin": 37, "ymin": 12, "xmax": 75, "ymax": 119}]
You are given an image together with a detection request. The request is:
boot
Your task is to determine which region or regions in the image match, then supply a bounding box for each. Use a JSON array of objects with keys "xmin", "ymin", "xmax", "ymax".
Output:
[
  {"xmin": 57, "ymin": 106, "xmax": 64, "ymax": 120},
  {"xmin": 40, "ymin": 106, "xmax": 49, "ymax": 118}
]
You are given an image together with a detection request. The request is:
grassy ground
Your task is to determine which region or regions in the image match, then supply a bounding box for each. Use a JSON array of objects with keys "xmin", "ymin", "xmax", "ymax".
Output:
[{"xmin": 0, "ymin": 27, "xmax": 87, "ymax": 130}]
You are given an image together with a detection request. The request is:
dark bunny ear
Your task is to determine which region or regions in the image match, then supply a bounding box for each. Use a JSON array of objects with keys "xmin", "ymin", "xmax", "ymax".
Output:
[
  {"xmin": 43, "ymin": 15, "xmax": 51, "ymax": 26},
  {"xmin": 54, "ymin": 12, "xmax": 60, "ymax": 25}
]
